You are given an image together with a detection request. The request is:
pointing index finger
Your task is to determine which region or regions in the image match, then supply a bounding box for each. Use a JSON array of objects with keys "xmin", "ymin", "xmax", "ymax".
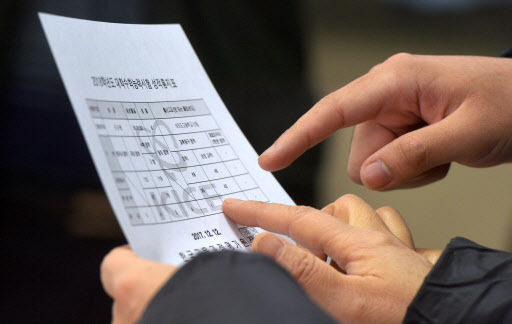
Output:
[
  {"xmin": 258, "ymin": 70, "xmax": 403, "ymax": 172},
  {"xmin": 223, "ymin": 199, "xmax": 360, "ymax": 267}
]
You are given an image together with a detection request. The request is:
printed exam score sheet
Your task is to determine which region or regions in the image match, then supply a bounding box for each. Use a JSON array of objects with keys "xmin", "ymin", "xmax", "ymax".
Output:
[{"xmin": 40, "ymin": 13, "xmax": 294, "ymax": 264}]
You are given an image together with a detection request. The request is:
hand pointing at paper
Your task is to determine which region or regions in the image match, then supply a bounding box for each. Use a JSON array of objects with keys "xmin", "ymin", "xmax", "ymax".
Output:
[
  {"xmin": 223, "ymin": 197, "xmax": 434, "ymax": 323},
  {"xmin": 259, "ymin": 54, "xmax": 512, "ymax": 190}
]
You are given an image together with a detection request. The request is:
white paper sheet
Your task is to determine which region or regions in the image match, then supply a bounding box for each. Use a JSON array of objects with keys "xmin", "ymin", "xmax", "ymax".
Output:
[{"xmin": 40, "ymin": 13, "xmax": 295, "ymax": 265}]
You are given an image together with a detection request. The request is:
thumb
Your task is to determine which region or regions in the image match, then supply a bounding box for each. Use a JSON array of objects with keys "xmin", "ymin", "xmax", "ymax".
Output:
[
  {"xmin": 252, "ymin": 233, "xmax": 346, "ymax": 310},
  {"xmin": 361, "ymin": 112, "xmax": 475, "ymax": 190}
]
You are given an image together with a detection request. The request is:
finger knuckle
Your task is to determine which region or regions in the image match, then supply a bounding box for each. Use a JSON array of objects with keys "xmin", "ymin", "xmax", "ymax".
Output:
[
  {"xmin": 385, "ymin": 52, "xmax": 415, "ymax": 66},
  {"xmin": 396, "ymin": 136, "xmax": 429, "ymax": 174},
  {"xmin": 317, "ymin": 93, "xmax": 346, "ymax": 129},
  {"xmin": 335, "ymin": 194, "xmax": 360, "ymax": 205},
  {"xmin": 329, "ymin": 226, "xmax": 362, "ymax": 257},
  {"xmin": 288, "ymin": 252, "xmax": 319, "ymax": 286},
  {"xmin": 287, "ymin": 205, "xmax": 315, "ymax": 236},
  {"xmin": 343, "ymin": 230, "xmax": 394, "ymax": 257},
  {"xmin": 370, "ymin": 67, "xmax": 403, "ymax": 96},
  {"xmin": 114, "ymin": 272, "xmax": 139, "ymax": 303},
  {"xmin": 370, "ymin": 53, "xmax": 413, "ymax": 75},
  {"xmin": 376, "ymin": 206, "xmax": 396, "ymax": 214},
  {"xmin": 249, "ymin": 200, "xmax": 266, "ymax": 209},
  {"xmin": 320, "ymin": 91, "xmax": 339, "ymax": 107},
  {"xmin": 100, "ymin": 247, "xmax": 122, "ymax": 274},
  {"xmin": 321, "ymin": 203, "xmax": 335, "ymax": 214},
  {"xmin": 320, "ymin": 223, "xmax": 349, "ymax": 250},
  {"xmin": 293, "ymin": 118, "xmax": 316, "ymax": 149},
  {"xmin": 113, "ymin": 272, "xmax": 143, "ymax": 320},
  {"xmin": 370, "ymin": 53, "xmax": 416, "ymax": 88},
  {"xmin": 333, "ymin": 194, "xmax": 362, "ymax": 217},
  {"xmin": 368, "ymin": 60, "xmax": 386, "ymax": 75},
  {"xmin": 292, "ymin": 205, "xmax": 315, "ymax": 218}
]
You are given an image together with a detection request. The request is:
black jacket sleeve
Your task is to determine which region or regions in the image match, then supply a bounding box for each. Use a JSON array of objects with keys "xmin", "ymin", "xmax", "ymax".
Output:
[
  {"xmin": 139, "ymin": 238, "xmax": 511, "ymax": 324},
  {"xmin": 139, "ymin": 251, "xmax": 336, "ymax": 324},
  {"xmin": 501, "ymin": 46, "xmax": 512, "ymax": 57},
  {"xmin": 403, "ymin": 237, "xmax": 512, "ymax": 323}
]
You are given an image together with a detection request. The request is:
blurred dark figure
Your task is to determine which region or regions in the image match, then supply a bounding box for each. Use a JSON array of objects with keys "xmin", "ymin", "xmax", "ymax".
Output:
[{"xmin": 1, "ymin": 1, "xmax": 318, "ymax": 322}]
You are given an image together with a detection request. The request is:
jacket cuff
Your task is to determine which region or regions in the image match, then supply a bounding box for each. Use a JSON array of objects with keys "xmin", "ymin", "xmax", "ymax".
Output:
[{"xmin": 403, "ymin": 237, "xmax": 512, "ymax": 323}]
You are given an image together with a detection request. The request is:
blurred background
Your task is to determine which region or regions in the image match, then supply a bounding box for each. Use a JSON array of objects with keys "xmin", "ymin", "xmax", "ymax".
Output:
[{"xmin": 2, "ymin": 0, "xmax": 511, "ymax": 322}]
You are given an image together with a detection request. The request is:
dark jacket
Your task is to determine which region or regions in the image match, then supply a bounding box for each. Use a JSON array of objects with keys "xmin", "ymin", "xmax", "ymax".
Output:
[{"xmin": 140, "ymin": 237, "xmax": 512, "ymax": 324}]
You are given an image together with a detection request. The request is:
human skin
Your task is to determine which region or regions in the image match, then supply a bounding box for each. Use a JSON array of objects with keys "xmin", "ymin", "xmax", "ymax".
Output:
[
  {"xmin": 258, "ymin": 55, "xmax": 512, "ymax": 190},
  {"xmin": 223, "ymin": 197, "xmax": 435, "ymax": 323},
  {"xmin": 101, "ymin": 195, "xmax": 440, "ymax": 324},
  {"xmin": 100, "ymin": 247, "xmax": 178, "ymax": 324}
]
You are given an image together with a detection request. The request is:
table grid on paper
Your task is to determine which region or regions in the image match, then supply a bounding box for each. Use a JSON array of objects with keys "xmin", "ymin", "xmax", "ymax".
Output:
[{"xmin": 87, "ymin": 99, "xmax": 269, "ymax": 226}]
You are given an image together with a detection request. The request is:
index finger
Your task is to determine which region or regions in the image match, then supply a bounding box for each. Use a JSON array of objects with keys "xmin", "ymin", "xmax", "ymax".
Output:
[
  {"xmin": 258, "ymin": 65, "xmax": 407, "ymax": 172},
  {"xmin": 223, "ymin": 199, "xmax": 361, "ymax": 268}
]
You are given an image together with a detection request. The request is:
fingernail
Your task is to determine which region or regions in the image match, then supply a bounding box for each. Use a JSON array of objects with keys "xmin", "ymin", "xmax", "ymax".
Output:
[
  {"xmin": 260, "ymin": 143, "xmax": 276, "ymax": 157},
  {"xmin": 223, "ymin": 198, "xmax": 242, "ymax": 205},
  {"xmin": 256, "ymin": 234, "xmax": 284, "ymax": 260},
  {"xmin": 363, "ymin": 160, "xmax": 392, "ymax": 188}
]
